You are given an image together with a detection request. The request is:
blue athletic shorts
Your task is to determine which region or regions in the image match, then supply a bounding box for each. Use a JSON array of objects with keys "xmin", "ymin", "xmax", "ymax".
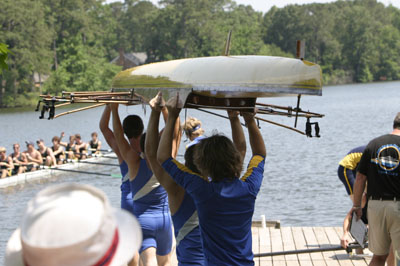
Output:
[
  {"xmin": 121, "ymin": 191, "xmax": 134, "ymax": 213},
  {"xmin": 138, "ymin": 212, "xmax": 173, "ymax": 256},
  {"xmin": 337, "ymin": 165, "xmax": 356, "ymax": 195}
]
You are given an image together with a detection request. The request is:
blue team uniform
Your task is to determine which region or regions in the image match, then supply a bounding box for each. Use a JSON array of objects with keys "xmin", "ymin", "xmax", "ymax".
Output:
[
  {"xmin": 172, "ymin": 192, "xmax": 205, "ymax": 265},
  {"xmin": 119, "ymin": 161, "xmax": 134, "ymax": 213},
  {"xmin": 162, "ymin": 155, "xmax": 266, "ymax": 266},
  {"xmin": 338, "ymin": 146, "xmax": 366, "ymax": 195},
  {"xmin": 130, "ymin": 158, "xmax": 173, "ymax": 255}
]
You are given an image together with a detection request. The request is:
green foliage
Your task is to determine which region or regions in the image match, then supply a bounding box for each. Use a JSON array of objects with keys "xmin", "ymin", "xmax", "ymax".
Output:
[
  {"xmin": 0, "ymin": 43, "xmax": 12, "ymax": 74},
  {"xmin": 263, "ymin": 0, "xmax": 400, "ymax": 84},
  {"xmin": 43, "ymin": 38, "xmax": 121, "ymax": 94}
]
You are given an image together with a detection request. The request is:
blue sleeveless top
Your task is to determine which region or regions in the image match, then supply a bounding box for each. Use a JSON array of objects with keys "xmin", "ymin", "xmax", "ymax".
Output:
[
  {"xmin": 129, "ymin": 159, "xmax": 169, "ymax": 216},
  {"xmin": 120, "ymin": 161, "xmax": 134, "ymax": 213},
  {"xmin": 172, "ymin": 192, "xmax": 204, "ymax": 265}
]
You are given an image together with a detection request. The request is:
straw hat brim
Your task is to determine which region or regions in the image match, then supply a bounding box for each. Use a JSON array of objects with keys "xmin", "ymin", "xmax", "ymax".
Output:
[{"xmin": 4, "ymin": 208, "xmax": 142, "ymax": 266}]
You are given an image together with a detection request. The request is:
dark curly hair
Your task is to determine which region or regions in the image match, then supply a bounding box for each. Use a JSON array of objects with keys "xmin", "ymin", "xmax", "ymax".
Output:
[
  {"xmin": 193, "ymin": 134, "xmax": 242, "ymax": 182},
  {"xmin": 184, "ymin": 145, "xmax": 200, "ymax": 173},
  {"xmin": 123, "ymin": 115, "xmax": 144, "ymax": 139}
]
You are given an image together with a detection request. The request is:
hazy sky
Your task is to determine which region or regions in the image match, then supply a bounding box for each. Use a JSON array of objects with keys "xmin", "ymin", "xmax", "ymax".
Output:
[{"xmin": 106, "ymin": 0, "xmax": 400, "ymax": 13}]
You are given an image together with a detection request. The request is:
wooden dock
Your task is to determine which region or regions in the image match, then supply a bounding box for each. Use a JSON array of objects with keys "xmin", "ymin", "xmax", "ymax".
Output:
[
  {"xmin": 252, "ymin": 226, "xmax": 371, "ymax": 266},
  {"xmin": 171, "ymin": 225, "xmax": 372, "ymax": 266}
]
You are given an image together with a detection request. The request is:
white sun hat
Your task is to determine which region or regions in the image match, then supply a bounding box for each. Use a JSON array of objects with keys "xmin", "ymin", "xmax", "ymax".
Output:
[{"xmin": 4, "ymin": 183, "xmax": 142, "ymax": 266}]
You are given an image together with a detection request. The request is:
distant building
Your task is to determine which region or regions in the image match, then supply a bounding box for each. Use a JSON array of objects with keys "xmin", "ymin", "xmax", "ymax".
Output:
[
  {"xmin": 111, "ymin": 50, "xmax": 147, "ymax": 70},
  {"xmin": 33, "ymin": 72, "xmax": 49, "ymax": 88}
]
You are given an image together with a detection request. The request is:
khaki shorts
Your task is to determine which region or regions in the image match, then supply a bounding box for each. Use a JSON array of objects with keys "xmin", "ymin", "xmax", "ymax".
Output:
[{"xmin": 368, "ymin": 200, "xmax": 400, "ymax": 255}]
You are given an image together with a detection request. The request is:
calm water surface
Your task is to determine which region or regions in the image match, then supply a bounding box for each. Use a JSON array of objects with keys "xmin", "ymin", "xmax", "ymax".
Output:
[{"xmin": 1, "ymin": 81, "xmax": 399, "ymax": 259}]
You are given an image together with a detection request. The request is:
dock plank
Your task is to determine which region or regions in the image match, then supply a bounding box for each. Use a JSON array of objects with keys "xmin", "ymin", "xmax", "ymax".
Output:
[
  {"xmin": 259, "ymin": 227, "xmax": 273, "ymax": 266},
  {"xmin": 252, "ymin": 226, "xmax": 260, "ymax": 266},
  {"xmin": 270, "ymin": 227, "xmax": 287, "ymax": 266},
  {"xmin": 291, "ymin": 227, "xmax": 313, "ymax": 266},
  {"xmin": 313, "ymin": 227, "xmax": 340, "ymax": 266},
  {"xmin": 281, "ymin": 227, "xmax": 299, "ymax": 264},
  {"xmin": 302, "ymin": 227, "xmax": 327, "ymax": 265}
]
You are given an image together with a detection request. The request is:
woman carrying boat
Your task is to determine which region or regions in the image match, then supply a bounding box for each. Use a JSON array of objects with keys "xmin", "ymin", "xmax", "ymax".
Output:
[
  {"xmin": 89, "ymin": 132, "xmax": 102, "ymax": 155},
  {"xmin": 9, "ymin": 143, "xmax": 27, "ymax": 175},
  {"xmin": 146, "ymin": 93, "xmax": 209, "ymax": 265},
  {"xmin": 51, "ymin": 136, "xmax": 65, "ymax": 165},
  {"xmin": 111, "ymin": 103, "xmax": 173, "ymax": 266},
  {"xmin": 99, "ymin": 105, "xmax": 139, "ymax": 266},
  {"xmin": 182, "ymin": 117, "xmax": 205, "ymax": 148},
  {"xmin": 0, "ymin": 147, "xmax": 14, "ymax": 178},
  {"xmin": 158, "ymin": 95, "xmax": 266, "ymax": 266}
]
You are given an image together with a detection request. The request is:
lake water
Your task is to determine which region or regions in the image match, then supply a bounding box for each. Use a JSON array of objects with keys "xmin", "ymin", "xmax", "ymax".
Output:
[{"xmin": 1, "ymin": 81, "xmax": 399, "ymax": 259}]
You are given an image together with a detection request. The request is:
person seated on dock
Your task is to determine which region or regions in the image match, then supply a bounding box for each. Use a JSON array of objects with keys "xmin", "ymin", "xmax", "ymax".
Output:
[
  {"xmin": 89, "ymin": 132, "xmax": 102, "ymax": 155},
  {"xmin": 74, "ymin": 134, "xmax": 89, "ymax": 160},
  {"xmin": 9, "ymin": 143, "xmax": 27, "ymax": 175},
  {"xmin": 37, "ymin": 139, "xmax": 57, "ymax": 167},
  {"xmin": 111, "ymin": 103, "xmax": 173, "ymax": 266},
  {"xmin": 59, "ymin": 132, "xmax": 76, "ymax": 160},
  {"xmin": 158, "ymin": 95, "xmax": 266, "ymax": 265},
  {"xmin": 182, "ymin": 116, "xmax": 205, "ymax": 149},
  {"xmin": 51, "ymin": 136, "xmax": 65, "ymax": 165},
  {"xmin": 23, "ymin": 141, "xmax": 42, "ymax": 172},
  {"xmin": 146, "ymin": 93, "xmax": 210, "ymax": 265},
  {"xmin": 337, "ymin": 146, "xmax": 366, "ymax": 204},
  {"xmin": 0, "ymin": 147, "xmax": 14, "ymax": 178}
]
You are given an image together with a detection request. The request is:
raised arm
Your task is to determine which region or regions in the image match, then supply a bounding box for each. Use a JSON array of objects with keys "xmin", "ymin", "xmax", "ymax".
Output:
[
  {"xmin": 228, "ymin": 110, "xmax": 246, "ymax": 165},
  {"xmin": 99, "ymin": 105, "xmax": 123, "ymax": 163},
  {"xmin": 110, "ymin": 104, "xmax": 140, "ymax": 178},
  {"xmin": 59, "ymin": 132, "xmax": 67, "ymax": 147},
  {"xmin": 242, "ymin": 112, "xmax": 266, "ymax": 157},
  {"xmin": 158, "ymin": 95, "xmax": 182, "ymax": 164},
  {"xmin": 146, "ymin": 93, "xmax": 182, "ymax": 194}
]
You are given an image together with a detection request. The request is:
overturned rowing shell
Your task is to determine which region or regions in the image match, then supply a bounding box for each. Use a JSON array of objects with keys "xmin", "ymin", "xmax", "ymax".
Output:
[{"xmin": 112, "ymin": 55, "xmax": 322, "ymax": 105}]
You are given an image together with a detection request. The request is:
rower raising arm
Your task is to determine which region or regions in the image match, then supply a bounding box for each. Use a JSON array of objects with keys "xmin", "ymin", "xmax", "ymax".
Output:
[
  {"xmin": 100, "ymin": 105, "xmax": 123, "ymax": 164},
  {"xmin": 228, "ymin": 110, "xmax": 247, "ymax": 165},
  {"xmin": 146, "ymin": 92, "xmax": 183, "ymax": 212},
  {"xmin": 110, "ymin": 104, "xmax": 141, "ymax": 180}
]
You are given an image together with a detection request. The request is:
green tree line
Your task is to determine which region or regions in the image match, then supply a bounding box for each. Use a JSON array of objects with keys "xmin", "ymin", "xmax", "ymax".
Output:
[{"xmin": 1, "ymin": 0, "xmax": 399, "ymax": 108}]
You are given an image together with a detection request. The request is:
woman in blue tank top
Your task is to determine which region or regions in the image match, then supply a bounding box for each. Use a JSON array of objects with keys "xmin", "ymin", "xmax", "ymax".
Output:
[
  {"xmin": 110, "ymin": 103, "xmax": 173, "ymax": 266},
  {"xmin": 145, "ymin": 93, "xmax": 204, "ymax": 265},
  {"xmin": 99, "ymin": 106, "xmax": 136, "ymax": 264}
]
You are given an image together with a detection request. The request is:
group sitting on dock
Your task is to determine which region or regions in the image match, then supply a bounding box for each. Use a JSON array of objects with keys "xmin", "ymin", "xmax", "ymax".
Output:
[{"xmin": 0, "ymin": 132, "xmax": 102, "ymax": 178}]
